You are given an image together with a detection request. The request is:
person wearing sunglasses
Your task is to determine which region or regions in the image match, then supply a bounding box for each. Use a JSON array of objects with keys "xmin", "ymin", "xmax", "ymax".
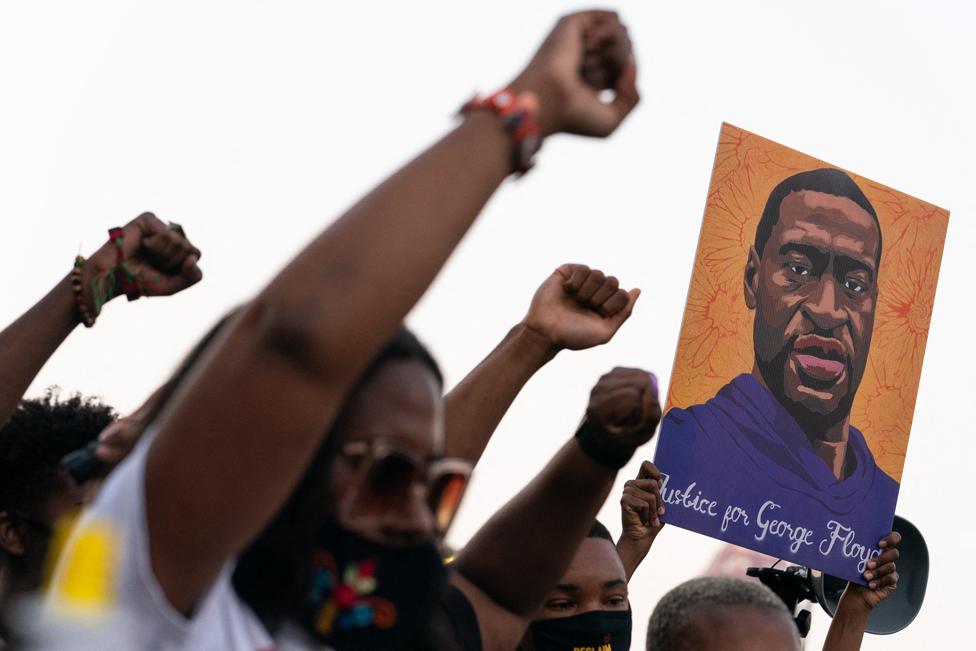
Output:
[{"xmin": 45, "ymin": 9, "xmax": 641, "ymax": 651}]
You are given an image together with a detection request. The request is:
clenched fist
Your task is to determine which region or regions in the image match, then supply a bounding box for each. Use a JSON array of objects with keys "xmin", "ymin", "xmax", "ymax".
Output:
[
  {"xmin": 579, "ymin": 367, "xmax": 661, "ymax": 465},
  {"xmin": 82, "ymin": 212, "xmax": 202, "ymax": 316},
  {"xmin": 522, "ymin": 263, "xmax": 639, "ymax": 352},
  {"xmin": 510, "ymin": 10, "xmax": 639, "ymax": 138}
]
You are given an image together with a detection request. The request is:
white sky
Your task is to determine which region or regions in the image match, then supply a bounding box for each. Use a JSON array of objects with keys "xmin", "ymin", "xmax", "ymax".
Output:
[{"xmin": 1, "ymin": 1, "xmax": 972, "ymax": 648}]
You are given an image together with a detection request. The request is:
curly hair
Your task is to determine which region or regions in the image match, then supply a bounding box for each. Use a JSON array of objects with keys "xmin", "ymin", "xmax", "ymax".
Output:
[
  {"xmin": 587, "ymin": 519, "xmax": 614, "ymax": 543},
  {"xmin": 0, "ymin": 388, "xmax": 117, "ymax": 518}
]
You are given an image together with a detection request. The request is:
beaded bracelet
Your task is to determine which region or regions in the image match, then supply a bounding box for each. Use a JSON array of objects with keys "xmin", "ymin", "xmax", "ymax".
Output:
[{"xmin": 71, "ymin": 256, "xmax": 96, "ymax": 328}]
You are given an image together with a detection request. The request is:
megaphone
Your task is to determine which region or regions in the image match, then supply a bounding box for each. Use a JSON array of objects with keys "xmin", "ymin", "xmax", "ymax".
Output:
[{"xmin": 747, "ymin": 515, "xmax": 928, "ymax": 637}]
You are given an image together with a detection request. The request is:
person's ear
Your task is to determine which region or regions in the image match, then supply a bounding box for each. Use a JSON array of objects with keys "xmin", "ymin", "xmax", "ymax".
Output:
[
  {"xmin": 744, "ymin": 246, "xmax": 760, "ymax": 310},
  {"xmin": 0, "ymin": 512, "xmax": 27, "ymax": 557}
]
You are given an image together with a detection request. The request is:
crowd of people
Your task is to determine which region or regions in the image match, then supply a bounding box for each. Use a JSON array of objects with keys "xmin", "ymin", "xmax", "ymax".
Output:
[{"xmin": 0, "ymin": 10, "xmax": 903, "ymax": 651}]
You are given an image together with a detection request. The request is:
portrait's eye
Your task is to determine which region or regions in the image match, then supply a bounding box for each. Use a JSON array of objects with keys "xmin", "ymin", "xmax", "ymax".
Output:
[
  {"xmin": 844, "ymin": 277, "xmax": 868, "ymax": 294},
  {"xmin": 787, "ymin": 263, "xmax": 811, "ymax": 277},
  {"xmin": 604, "ymin": 595, "xmax": 628, "ymax": 607}
]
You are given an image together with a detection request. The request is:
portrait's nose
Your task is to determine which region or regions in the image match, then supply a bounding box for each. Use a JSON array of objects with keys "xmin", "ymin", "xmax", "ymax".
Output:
[{"xmin": 803, "ymin": 276, "xmax": 846, "ymax": 331}]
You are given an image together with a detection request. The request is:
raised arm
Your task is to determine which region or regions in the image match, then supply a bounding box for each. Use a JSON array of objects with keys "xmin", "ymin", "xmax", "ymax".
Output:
[
  {"xmin": 452, "ymin": 367, "xmax": 660, "ymax": 650},
  {"xmin": 822, "ymin": 531, "xmax": 901, "ymax": 651},
  {"xmin": 445, "ymin": 263, "xmax": 639, "ymax": 464},
  {"xmin": 616, "ymin": 458, "xmax": 665, "ymax": 581},
  {"xmin": 143, "ymin": 10, "xmax": 641, "ymax": 616},
  {"xmin": 0, "ymin": 214, "xmax": 201, "ymax": 424}
]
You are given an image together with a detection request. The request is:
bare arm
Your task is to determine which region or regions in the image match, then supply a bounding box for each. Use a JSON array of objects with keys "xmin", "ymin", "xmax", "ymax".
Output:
[
  {"xmin": 0, "ymin": 277, "xmax": 80, "ymax": 424},
  {"xmin": 143, "ymin": 10, "xmax": 641, "ymax": 616},
  {"xmin": 822, "ymin": 531, "xmax": 901, "ymax": 651},
  {"xmin": 0, "ymin": 214, "xmax": 201, "ymax": 425},
  {"xmin": 445, "ymin": 263, "xmax": 639, "ymax": 464},
  {"xmin": 452, "ymin": 367, "xmax": 660, "ymax": 650},
  {"xmin": 616, "ymin": 459, "xmax": 665, "ymax": 581}
]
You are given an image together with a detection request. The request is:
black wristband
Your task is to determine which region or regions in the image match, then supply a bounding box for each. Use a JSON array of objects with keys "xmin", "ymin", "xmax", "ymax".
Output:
[{"xmin": 574, "ymin": 419, "xmax": 634, "ymax": 470}]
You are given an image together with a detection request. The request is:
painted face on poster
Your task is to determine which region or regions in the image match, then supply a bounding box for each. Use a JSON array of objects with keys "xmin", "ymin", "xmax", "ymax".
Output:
[{"xmin": 653, "ymin": 124, "xmax": 949, "ymax": 582}]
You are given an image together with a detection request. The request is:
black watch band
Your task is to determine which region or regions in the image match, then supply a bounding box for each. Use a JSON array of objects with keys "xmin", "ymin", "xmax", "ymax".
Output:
[{"xmin": 574, "ymin": 419, "xmax": 634, "ymax": 470}]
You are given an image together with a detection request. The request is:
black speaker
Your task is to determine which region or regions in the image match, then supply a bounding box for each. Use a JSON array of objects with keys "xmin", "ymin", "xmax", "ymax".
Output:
[
  {"xmin": 810, "ymin": 515, "xmax": 929, "ymax": 634},
  {"xmin": 748, "ymin": 515, "xmax": 929, "ymax": 636}
]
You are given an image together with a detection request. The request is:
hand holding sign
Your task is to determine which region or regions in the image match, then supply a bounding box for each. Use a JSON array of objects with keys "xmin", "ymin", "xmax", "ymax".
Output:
[
  {"xmin": 853, "ymin": 531, "xmax": 901, "ymax": 608},
  {"xmin": 616, "ymin": 460, "xmax": 666, "ymax": 581},
  {"xmin": 621, "ymin": 460, "xmax": 666, "ymax": 533}
]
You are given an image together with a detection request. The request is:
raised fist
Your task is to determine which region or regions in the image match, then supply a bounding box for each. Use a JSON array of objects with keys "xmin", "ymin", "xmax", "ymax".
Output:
[
  {"xmin": 522, "ymin": 263, "xmax": 640, "ymax": 352},
  {"xmin": 584, "ymin": 367, "xmax": 661, "ymax": 459},
  {"xmin": 83, "ymin": 212, "xmax": 202, "ymax": 316},
  {"xmin": 511, "ymin": 10, "xmax": 639, "ymax": 138}
]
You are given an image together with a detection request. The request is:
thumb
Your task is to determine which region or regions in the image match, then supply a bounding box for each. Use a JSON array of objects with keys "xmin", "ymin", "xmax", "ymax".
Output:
[
  {"xmin": 181, "ymin": 253, "xmax": 203, "ymax": 284},
  {"xmin": 609, "ymin": 57, "xmax": 640, "ymax": 123},
  {"xmin": 609, "ymin": 287, "xmax": 641, "ymax": 327}
]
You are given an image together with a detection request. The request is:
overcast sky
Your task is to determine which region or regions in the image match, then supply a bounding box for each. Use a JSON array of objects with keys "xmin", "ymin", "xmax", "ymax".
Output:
[{"xmin": 1, "ymin": 1, "xmax": 972, "ymax": 648}]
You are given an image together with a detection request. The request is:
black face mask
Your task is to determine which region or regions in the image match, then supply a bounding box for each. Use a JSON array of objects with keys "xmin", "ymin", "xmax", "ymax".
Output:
[
  {"xmin": 299, "ymin": 518, "xmax": 447, "ymax": 651},
  {"xmin": 525, "ymin": 609, "xmax": 632, "ymax": 651}
]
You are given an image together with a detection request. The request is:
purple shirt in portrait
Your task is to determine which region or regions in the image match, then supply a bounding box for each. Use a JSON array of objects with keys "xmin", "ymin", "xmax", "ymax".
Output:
[{"xmin": 653, "ymin": 374, "xmax": 899, "ymax": 582}]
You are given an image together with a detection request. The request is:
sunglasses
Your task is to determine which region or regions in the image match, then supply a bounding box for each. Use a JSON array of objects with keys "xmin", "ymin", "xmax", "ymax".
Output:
[{"xmin": 337, "ymin": 439, "xmax": 472, "ymax": 535}]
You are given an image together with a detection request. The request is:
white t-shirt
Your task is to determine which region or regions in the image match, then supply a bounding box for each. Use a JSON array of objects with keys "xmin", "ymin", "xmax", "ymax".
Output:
[{"xmin": 46, "ymin": 434, "xmax": 331, "ymax": 651}]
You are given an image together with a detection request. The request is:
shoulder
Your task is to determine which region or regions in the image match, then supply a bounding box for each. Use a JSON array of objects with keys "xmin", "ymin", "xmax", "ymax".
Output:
[
  {"xmin": 45, "ymin": 436, "xmax": 190, "ymax": 646},
  {"xmin": 449, "ymin": 572, "xmax": 515, "ymax": 651},
  {"xmin": 425, "ymin": 580, "xmax": 483, "ymax": 651},
  {"xmin": 662, "ymin": 380, "xmax": 738, "ymax": 432},
  {"xmin": 848, "ymin": 425, "xmax": 901, "ymax": 493}
]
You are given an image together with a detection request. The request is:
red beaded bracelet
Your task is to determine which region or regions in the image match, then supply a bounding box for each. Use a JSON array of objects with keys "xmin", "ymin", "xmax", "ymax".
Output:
[{"xmin": 461, "ymin": 88, "xmax": 541, "ymax": 175}]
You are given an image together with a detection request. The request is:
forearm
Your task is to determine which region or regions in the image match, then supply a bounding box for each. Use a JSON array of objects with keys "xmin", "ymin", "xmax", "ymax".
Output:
[
  {"xmin": 444, "ymin": 323, "xmax": 557, "ymax": 463},
  {"xmin": 455, "ymin": 439, "xmax": 616, "ymax": 617},
  {"xmin": 822, "ymin": 590, "xmax": 871, "ymax": 651},
  {"xmin": 0, "ymin": 274, "xmax": 79, "ymax": 423},
  {"xmin": 616, "ymin": 535, "xmax": 654, "ymax": 582},
  {"xmin": 254, "ymin": 111, "xmax": 514, "ymax": 385},
  {"xmin": 142, "ymin": 112, "xmax": 519, "ymax": 614}
]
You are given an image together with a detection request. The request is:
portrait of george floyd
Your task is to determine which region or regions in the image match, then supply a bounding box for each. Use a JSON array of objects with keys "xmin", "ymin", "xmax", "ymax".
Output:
[{"xmin": 654, "ymin": 123, "xmax": 949, "ymax": 583}]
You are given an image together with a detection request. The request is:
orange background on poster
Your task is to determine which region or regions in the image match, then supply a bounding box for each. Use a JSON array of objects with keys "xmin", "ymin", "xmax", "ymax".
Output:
[{"xmin": 666, "ymin": 124, "xmax": 949, "ymax": 483}]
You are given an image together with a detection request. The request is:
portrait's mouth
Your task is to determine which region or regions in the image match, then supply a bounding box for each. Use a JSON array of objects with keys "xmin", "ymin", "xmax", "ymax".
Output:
[{"xmin": 791, "ymin": 334, "xmax": 847, "ymax": 386}]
